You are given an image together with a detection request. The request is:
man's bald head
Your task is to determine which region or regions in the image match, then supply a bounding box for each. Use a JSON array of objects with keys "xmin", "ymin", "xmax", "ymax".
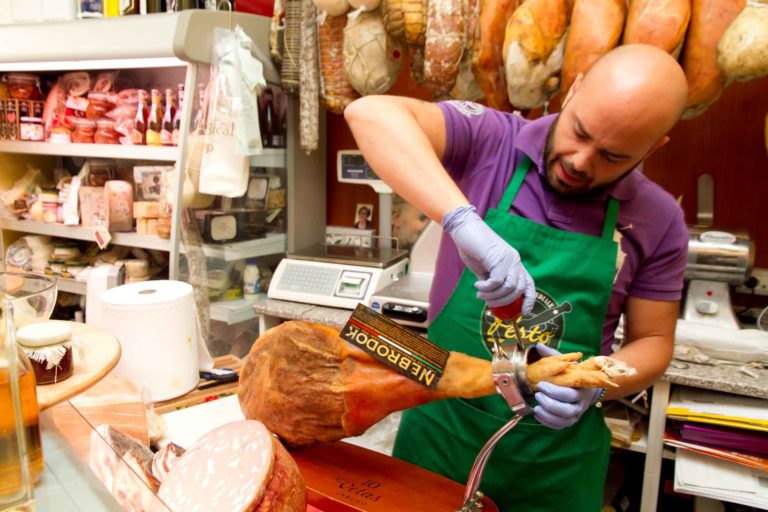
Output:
[
  {"xmin": 544, "ymin": 45, "xmax": 688, "ymax": 195},
  {"xmin": 565, "ymin": 44, "xmax": 688, "ymax": 143}
]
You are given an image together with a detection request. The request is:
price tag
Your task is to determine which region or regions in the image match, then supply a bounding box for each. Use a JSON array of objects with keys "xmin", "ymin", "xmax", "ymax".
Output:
[{"xmin": 94, "ymin": 226, "xmax": 112, "ymax": 250}]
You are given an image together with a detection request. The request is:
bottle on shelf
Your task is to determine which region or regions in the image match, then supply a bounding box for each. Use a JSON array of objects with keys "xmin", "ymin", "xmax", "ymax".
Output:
[
  {"xmin": 261, "ymin": 88, "xmax": 275, "ymax": 149},
  {"xmin": 172, "ymin": 83, "xmax": 184, "ymax": 146},
  {"xmin": 146, "ymin": 88, "xmax": 163, "ymax": 146},
  {"xmin": 243, "ymin": 259, "xmax": 261, "ymax": 300},
  {"xmin": 132, "ymin": 89, "xmax": 148, "ymax": 145},
  {"xmin": 160, "ymin": 88, "xmax": 176, "ymax": 147},
  {"xmin": 192, "ymin": 83, "xmax": 206, "ymax": 133}
]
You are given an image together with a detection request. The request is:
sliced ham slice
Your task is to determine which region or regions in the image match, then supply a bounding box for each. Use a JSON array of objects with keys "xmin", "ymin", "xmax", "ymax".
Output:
[{"xmin": 156, "ymin": 421, "xmax": 306, "ymax": 512}]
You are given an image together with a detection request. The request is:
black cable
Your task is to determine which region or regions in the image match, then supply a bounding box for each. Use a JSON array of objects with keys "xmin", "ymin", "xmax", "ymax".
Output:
[{"xmin": 738, "ymin": 276, "xmax": 759, "ymax": 314}]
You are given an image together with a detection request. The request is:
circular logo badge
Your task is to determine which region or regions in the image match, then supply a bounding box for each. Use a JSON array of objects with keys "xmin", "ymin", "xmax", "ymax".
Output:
[
  {"xmin": 480, "ymin": 290, "xmax": 572, "ymax": 356},
  {"xmin": 445, "ymin": 100, "xmax": 485, "ymax": 117}
]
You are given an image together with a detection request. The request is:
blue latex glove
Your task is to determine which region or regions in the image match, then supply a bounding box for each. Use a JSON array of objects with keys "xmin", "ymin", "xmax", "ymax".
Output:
[
  {"xmin": 532, "ymin": 344, "xmax": 603, "ymax": 430},
  {"xmin": 442, "ymin": 205, "xmax": 536, "ymax": 315}
]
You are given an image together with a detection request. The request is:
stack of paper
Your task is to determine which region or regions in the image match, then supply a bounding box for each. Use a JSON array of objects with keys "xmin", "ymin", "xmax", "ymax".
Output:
[
  {"xmin": 603, "ymin": 403, "xmax": 642, "ymax": 447},
  {"xmin": 675, "ymin": 450, "xmax": 768, "ymax": 509},
  {"xmin": 666, "ymin": 388, "xmax": 768, "ymax": 432}
]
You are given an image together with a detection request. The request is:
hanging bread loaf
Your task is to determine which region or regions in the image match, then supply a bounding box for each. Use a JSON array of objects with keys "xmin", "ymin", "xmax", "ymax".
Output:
[
  {"xmin": 503, "ymin": 0, "xmax": 572, "ymax": 109},
  {"xmin": 423, "ymin": 0, "xmax": 466, "ymax": 99},
  {"xmin": 561, "ymin": 0, "xmax": 626, "ymax": 94},
  {"xmin": 472, "ymin": 0, "xmax": 520, "ymax": 110},
  {"xmin": 622, "ymin": 0, "xmax": 691, "ymax": 57},
  {"xmin": 313, "ymin": 0, "xmax": 350, "ymax": 16},
  {"xmin": 344, "ymin": 9, "xmax": 406, "ymax": 95},
  {"xmin": 717, "ymin": 2, "xmax": 768, "ymax": 83},
  {"xmin": 238, "ymin": 321, "xmax": 635, "ymax": 447},
  {"xmin": 680, "ymin": 0, "xmax": 745, "ymax": 119},
  {"xmin": 299, "ymin": 0, "xmax": 319, "ymax": 153},
  {"xmin": 319, "ymin": 15, "xmax": 360, "ymax": 114}
]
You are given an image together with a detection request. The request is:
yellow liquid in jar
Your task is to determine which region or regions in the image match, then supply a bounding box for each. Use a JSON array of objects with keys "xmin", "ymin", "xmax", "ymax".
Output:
[{"xmin": 0, "ymin": 366, "xmax": 43, "ymax": 497}]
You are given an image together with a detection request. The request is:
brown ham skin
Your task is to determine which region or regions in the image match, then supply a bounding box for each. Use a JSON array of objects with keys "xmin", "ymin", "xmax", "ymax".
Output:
[
  {"xmin": 256, "ymin": 438, "xmax": 307, "ymax": 511},
  {"xmin": 319, "ymin": 15, "xmax": 359, "ymax": 114},
  {"xmin": 680, "ymin": 0, "xmax": 745, "ymax": 118},
  {"xmin": 622, "ymin": 0, "xmax": 691, "ymax": 56},
  {"xmin": 471, "ymin": 0, "xmax": 520, "ymax": 110},
  {"xmin": 238, "ymin": 321, "xmax": 495, "ymax": 447},
  {"xmin": 561, "ymin": 0, "xmax": 626, "ymax": 93}
]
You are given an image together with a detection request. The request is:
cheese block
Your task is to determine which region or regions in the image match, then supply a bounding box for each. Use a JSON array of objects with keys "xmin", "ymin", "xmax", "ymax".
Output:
[
  {"xmin": 137, "ymin": 218, "xmax": 159, "ymax": 237},
  {"xmin": 133, "ymin": 201, "xmax": 163, "ymax": 219}
]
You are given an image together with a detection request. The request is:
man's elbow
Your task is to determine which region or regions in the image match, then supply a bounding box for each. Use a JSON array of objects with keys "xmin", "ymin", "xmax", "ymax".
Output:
[{"xmin": 344, "ymin": 96, "xmax": 383, "ymax": 128}]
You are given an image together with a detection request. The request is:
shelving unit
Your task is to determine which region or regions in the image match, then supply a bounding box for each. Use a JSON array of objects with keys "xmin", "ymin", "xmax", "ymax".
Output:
[
  {"xmin": 0, "ymin": 12, "xmax": 328, "ymax": 331},
  {"xmin": 209, "ymin": 294, "xmax": 267, "ymax": 325}
]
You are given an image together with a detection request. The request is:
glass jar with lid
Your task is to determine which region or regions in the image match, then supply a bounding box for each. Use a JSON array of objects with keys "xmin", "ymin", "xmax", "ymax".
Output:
[
  {"xmin": 94, "ymin": 118, "xmax": 120, "ymax": 145},
  {"xmin": 4, "ymin": 73, "xmax": 41, "ymax": 100},
  {"xmin": 71, "ymin": 118, "xmax": 96, "ymax": 144}
]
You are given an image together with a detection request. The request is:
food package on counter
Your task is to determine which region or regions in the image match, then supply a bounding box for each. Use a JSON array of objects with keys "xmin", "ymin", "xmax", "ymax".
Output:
[
  {"xmin": 78, "ymin": 186, "xmax": 107, "ymax": 228},
  {"xmin": 104, "ymin": 180, "xmax": 133, "ymax": 232}
]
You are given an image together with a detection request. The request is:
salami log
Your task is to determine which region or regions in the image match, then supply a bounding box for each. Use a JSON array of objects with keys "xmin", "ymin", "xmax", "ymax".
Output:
[
  {"xmin": 472, "ymin": 0, "xmax": 519, "ymax": 110},
  {"xmin": 680, "ymin": 0, "xmax": 745, "ymax": 118},
  {"xmin": 503, "ymin": 0, "xmax": 572, "ymax": 109},
  {"xmin": 622, "ymin": 0, "xmax": 691, "ymax": 57},
  {"xmin": 238, "ymin": 321, "xmax": 634, "ymax": 447},
  {"xmin": 424, "ymin": 0, "xmax": 466, "ymax": 98},
  {"xmin": 717, "ymin": 2, "xmax": 768, "ymax": 84},
  {"xmin": 157, "ymin": 421, "xmax": 306, "ymax": 512},
  {"xmin": 561, "ymin": 0, "xmax": 626, "ymax": 94},
  {"xmin": 299, "ymin": 0, "xmax": 319, "ymax": 153},
  {"xmin": 319, "ymin": 15, "xmax": 360, "ymax": 114}
]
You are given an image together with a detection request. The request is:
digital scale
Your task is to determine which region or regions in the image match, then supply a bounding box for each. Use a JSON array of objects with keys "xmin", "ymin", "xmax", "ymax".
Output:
[{"xmin": 268, "ymin": 243, "xmax": 409, "ymax": 309}]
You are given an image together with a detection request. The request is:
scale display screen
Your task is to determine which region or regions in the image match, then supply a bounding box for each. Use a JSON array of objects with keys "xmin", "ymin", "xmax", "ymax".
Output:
[{"xmin": 339, "ymin": 151, "xmax": 379, "ymax": 181}]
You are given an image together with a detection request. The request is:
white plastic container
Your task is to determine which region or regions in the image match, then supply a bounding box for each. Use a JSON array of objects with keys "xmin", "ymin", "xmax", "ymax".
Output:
[
  {"xmin": 42, "ymin": 0, "xmax": 77, "ymax": 21},
  {"xmin": 243, "ymin": 259, "xmax": 261, "ymax": 299}
]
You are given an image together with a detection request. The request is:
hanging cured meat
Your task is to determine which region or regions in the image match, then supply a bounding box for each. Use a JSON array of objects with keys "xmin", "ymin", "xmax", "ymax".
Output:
[
  {"xmin": 680, "ymin": 0, "xmax": 745, "ymax": 118},
  {"xmin": 450, "ymin": 52, "xmax": 486, "ymax": 101},
  {"xmin": 561, "ymin": 0, "xmax": 626, "ymax": 94},
  {"xmin": 622, "ymin": 0, "xmax": 691, "ymax": 57},
  {"xmin": 157, "ymin": 421, "xmax": 306, "ymax": 512},
  {"xmin": 343, "ymin": 9, "xmax": 406, "ymax": 95},
  {"xmin": 299, "ymin": 0, "xmax": 319, "ymax": 153},
  {"xmin": 349, "ymin": 0, "xmax": 382, "ymax": 13},
  {"xmin": 423, "ymin": 0, "xmax": 466, "ymax": 98},
  {"xmin": 472, "ymin": 0, "xmax": 519, "ymax": 110},
  {"xmin": 717, "ymin": 2, "xmax": 768, "ymax": 84},
  {"xmin": 382, "ymin": 0, "xmax": 428, "ymax": 45},
  {"xmin": 312, "ymin": 0, "xmax": 350, "ymax": 16},
  {"xmin": 238, "ymin": 321, "xmax": 634, "ymax": 447},
  {"xmin": 319, "ymin": 15, "xmax": 360, "ymax": 114},
  {"xmin": 503, "ymin": 0, "xmax": 572, "ymax": 109}
]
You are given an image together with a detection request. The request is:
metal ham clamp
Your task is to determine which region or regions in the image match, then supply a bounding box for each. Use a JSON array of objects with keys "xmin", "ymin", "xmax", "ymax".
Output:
[{"xmin": 458, "ymin": 297, "xmax": 540, "ymax": 512}]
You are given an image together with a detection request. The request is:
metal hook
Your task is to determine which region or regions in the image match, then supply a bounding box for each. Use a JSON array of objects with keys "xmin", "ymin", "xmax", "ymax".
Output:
[{"xmin": 217, "ymin": 0, "xmax": 233, "ymax": 29}]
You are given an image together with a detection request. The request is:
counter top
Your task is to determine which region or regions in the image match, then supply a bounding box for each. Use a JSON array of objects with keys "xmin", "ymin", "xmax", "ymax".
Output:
[{"xmin": 256, "ymin": 299, "xmax": 768, "ymax": 400}]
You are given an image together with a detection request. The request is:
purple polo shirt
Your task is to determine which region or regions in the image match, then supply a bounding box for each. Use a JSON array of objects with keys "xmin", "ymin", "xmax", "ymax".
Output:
[{"xmin": 432, "ymin": 101, "xmax": 689, "ymax": 354}]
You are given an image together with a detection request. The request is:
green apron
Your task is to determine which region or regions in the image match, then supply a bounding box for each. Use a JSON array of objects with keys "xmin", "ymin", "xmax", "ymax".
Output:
[{"xmin": 392, "ymin": 157, "xmax": 619, "ymax": 512}]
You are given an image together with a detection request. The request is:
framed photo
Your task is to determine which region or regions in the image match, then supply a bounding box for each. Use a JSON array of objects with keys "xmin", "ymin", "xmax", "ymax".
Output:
[{"xmin": 353, "ymin": 203, "xmax": 373, "ymax": 230}]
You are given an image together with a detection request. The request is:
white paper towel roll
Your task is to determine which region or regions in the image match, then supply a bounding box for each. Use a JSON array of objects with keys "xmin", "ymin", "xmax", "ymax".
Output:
[{"xmin": 98, "ymin": 280, "xmax": 199, "ymax": 402}]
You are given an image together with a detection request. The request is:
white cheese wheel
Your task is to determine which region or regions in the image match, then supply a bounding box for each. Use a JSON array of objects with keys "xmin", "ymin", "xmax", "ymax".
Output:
[{"xmin": 17, "ymin": 322, "xmax": 72, "ymax": 348}]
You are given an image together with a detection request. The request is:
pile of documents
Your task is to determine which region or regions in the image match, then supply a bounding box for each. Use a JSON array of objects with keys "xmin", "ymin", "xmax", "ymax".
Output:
[{"xmin": 666, "ymin": 388, "xmax": 768, "ymax": 508}]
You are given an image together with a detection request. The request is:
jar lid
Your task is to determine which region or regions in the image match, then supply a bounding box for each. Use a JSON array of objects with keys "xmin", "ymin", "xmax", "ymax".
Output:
[
  {"xmin": 17, "ymin": 322, "xmax": 72, "ymax": 348},
  {"xmin": 5, "ymin": 73, "xmax": 39, "ymax": 83},
  {"xmin": 20, "ymin": 117, "xmax": 42, "ymax": 123},
  {"xmin": 71, "ymin": 118, "xmax": 96, "ymax": 127}
]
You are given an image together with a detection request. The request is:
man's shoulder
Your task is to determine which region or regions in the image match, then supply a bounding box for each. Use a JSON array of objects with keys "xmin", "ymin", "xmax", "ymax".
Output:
[
  {"xmin": 622, "ymin": 173, "xmax": 688, "ymax": 245},
  {"xmin": 439, "ymin": 101, "xmax": 528, "ymax": 130}
]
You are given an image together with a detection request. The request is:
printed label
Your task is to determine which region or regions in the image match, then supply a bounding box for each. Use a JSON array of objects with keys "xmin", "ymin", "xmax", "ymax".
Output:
[{"xmin": 340, "ymin": 304, "xmax": 448, "ymax": 390}]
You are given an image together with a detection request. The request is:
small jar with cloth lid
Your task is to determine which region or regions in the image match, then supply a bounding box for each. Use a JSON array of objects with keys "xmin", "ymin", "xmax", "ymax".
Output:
[{"xmin": 16, "ymin": 322, "xmax": 74, "ymax": 385}]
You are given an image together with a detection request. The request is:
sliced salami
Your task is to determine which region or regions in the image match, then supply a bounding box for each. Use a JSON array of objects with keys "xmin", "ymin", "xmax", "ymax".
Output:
[
  {"xmin": 156, "ymin": 421, "xmax": 306, "ymax": 512},
  {"xmin": 151, "ymin": 442, "xmax": 186, "ymax": 483}
]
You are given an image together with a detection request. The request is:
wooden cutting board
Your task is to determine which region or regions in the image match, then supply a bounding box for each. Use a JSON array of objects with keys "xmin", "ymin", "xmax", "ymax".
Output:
[{"xmin": 36, "ymin": 321, "xmax": 121, "ymax": 411}]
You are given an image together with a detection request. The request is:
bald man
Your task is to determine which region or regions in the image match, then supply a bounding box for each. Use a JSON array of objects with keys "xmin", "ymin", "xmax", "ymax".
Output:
[{"xmin": 345, "ymin": 45, "xmax": 689, "ymax": 511}]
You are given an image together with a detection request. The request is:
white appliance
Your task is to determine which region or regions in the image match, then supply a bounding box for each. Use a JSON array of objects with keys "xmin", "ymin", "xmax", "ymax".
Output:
[
  {"xmin": 268, "ymin": 243, "xmax": 408, "ymax": 309},
  {"xmin": 369, "ymin": 220, "xmax": 441, "ymax": 329}
]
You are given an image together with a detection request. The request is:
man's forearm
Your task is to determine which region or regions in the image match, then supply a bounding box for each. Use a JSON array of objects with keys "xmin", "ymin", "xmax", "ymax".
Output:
[
  {"xmin": 344, "ymin": 95, "xmax": 468, "ymax": 222},
  {"xmin": 602, "ymin": 334, "xmax": 674, "ymax": 401}
]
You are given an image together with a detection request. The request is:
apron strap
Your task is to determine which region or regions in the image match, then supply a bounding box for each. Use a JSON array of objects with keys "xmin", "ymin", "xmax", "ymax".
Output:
[
  {"xmin": 497, "ymin": 155, "xmax": 532, "ymax": 212},
  {"xmin": 601, "ymin": 198, "xmax": 620, "ymax": 241}
]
